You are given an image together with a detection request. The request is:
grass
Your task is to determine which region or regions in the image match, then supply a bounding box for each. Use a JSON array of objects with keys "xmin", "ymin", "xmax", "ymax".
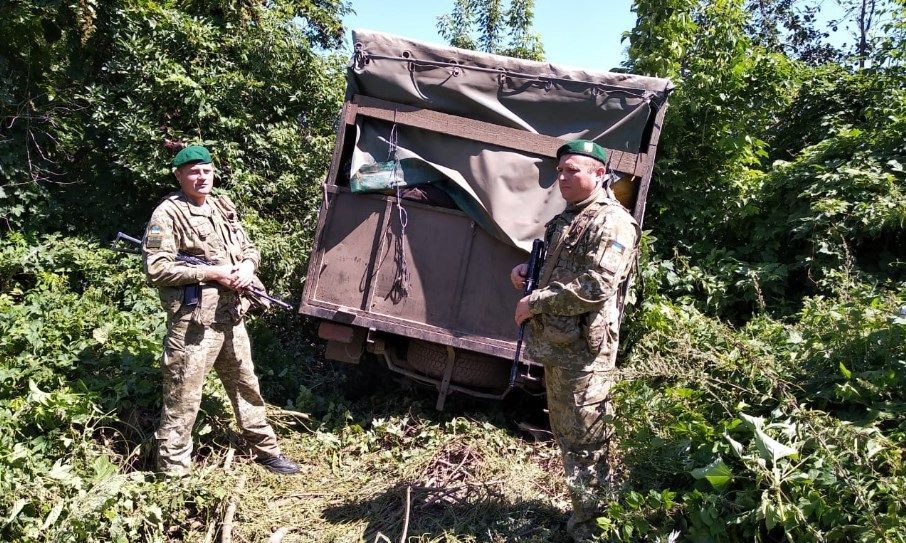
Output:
[{"xmin": 129, "ymin": 359, "xmax": 574, "ymax": 543}]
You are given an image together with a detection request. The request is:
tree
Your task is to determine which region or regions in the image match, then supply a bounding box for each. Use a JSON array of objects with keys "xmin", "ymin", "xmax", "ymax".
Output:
[
  {"xmin": 745, "ymin": 0, "xmax": 840, "ymax": 64},
  {"xmin": 832, "ymin": 0, "xmax": 899, "ymax": 68},
  {"xmin": 0, "ymin": 0, "xmax": 349, "ymax": 252},
  {"xmin": 625, "ymin": 0, "xmax": 799, "ymax": 262},
  {"xmin": 436, "ymin": 0, "xmax": 545, "ymax": 61}
]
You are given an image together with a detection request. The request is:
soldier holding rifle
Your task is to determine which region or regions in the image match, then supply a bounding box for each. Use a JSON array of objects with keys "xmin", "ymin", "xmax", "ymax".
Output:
[
  {"xmin": 511, "ymin": 140, "xmax": 640, "ymax": 541},
  {"xmin": 142, "ymin": 145, "xmax": 299, "ymax": 476}
]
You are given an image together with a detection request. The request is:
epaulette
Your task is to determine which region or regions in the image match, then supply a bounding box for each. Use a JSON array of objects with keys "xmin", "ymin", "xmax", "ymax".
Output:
[
  {"xmin": 211, "ymin": 193, "xmax": 238, "ymax": 218},
  {"xmin": 153, "ymin": 191, "xmax": 183, "ymax": 211}
]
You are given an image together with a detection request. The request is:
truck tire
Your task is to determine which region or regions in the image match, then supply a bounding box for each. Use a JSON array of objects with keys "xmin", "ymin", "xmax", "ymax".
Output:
[{"xmin": 404, "ymin": 340, "xmax": 510, "ymax": 390}]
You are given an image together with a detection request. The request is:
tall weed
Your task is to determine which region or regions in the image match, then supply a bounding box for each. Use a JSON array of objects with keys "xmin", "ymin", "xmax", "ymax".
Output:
[{"xmin": 606, "ymin": 279, "xmax": 905, "ymax": 541}]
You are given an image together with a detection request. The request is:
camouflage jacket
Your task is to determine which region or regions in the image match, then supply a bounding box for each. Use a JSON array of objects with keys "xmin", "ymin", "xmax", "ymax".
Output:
[
  {"xmin": 527, "ymin": 187, "xmax": 640, "ymax": 358},
  {"xmin": 142, "ymin": 191, "xmax": 260, "ymax": 325}
]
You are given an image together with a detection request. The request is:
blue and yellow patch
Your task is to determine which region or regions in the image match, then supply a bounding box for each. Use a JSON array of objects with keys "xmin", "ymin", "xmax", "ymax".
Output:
[
  {"xmin": 146, "ymin": 225, "xmax": 163, "ymax": 249},
  {"xmin": 599, "ymin": 239, "xmax": 626, "ymax": 274}
]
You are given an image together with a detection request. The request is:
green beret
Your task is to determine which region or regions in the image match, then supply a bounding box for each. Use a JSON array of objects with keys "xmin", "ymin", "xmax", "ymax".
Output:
[
  {"xmin": 172, "ymin": 145, "xmax": 212, "ymax": 168},
  {"xmin": 556, "ymin": 139, "xmax": 607, "ymax": 166}
]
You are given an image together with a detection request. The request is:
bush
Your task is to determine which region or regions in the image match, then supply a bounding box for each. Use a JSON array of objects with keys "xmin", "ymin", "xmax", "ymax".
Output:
[
  {"xmin": 0, "ymin": 233, "xmax": 233, "ymax": 541},
  {"xmin": 606, "ymin": 276, "xmax": 905, "ymax": 541}
]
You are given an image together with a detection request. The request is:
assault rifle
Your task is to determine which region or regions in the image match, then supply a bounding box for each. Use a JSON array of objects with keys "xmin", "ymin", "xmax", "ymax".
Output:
[
  {"xmin": 112, "ymin": 232, "xmax": 294, "ymax": 311},
  {"xmin": 509, "ymin": 238, "xmax": 546, "ymax": 388}
]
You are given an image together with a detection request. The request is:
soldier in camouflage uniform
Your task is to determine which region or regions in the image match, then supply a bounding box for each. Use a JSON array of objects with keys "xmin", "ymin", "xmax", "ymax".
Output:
[
  {"xmin": 512, "ymin": 140, "xmax": 640, "ymax": 541},
  {"xmin": 142, "ymin": 145, "xmax": 299, "ymax": 476}
]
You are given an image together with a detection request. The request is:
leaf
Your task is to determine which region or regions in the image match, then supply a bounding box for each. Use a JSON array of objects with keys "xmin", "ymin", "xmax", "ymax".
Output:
[
  {"xmin": 754, "ymin": 428, "xmax": 798, "ymax": 463},
  {"xmin": 145, "ymin": 504, "xmax": 163, "ymax": 523},
  {"xmin": 48, "ymin": 459, "xmax": 74, "ymax": 481},
  {"xmin": 92, "ymin": 325, "xmax": 110, "ymax": 344},
  {"xmin": 3, "ymin": 499, "xmax": 26, "ymax": 526},
  {"xmin": 839, "ymin": 361, "xmax": 852, "ymax": 379},
  {"xmin": 691, "ymin": 457, "xmax": 733, "ymax": 491},
  {"xmin": 724, "ymin": 432, "xmax": 745, "ymax": 458},
  {"xmin": 92, "ymin": 455, "xmax": 118, "ymax": 480},
  {"xmin": 761, "ymin": 498, "xmax": 781, "ymax": 530},
  {"xmin": 28, "ymin": 380, "xmax": 49, "ymax": 403},
  {"xmin": 740, "ymin": 412, "xmax": 764, "ymax": 430},
  {"xmin": 41, "ymin": 501, "xmax": 64, "ymax": 531},
  {"xmin": 865, "ymin": 439, "xmax": 884, "ymax": 459}
]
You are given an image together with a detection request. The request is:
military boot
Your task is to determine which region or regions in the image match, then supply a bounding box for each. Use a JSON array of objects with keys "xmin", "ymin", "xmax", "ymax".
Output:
[{"xmin": 256, "ymin": 454, "xmax": 300, "ymax": 474}]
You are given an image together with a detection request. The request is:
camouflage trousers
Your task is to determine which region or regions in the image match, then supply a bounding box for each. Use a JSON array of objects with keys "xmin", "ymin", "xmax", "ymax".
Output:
[
  {"xmin": 542, "ymin": 346, "xmax": 617, "ymax": 542},
  {"xmin": 156, "ymin": 317, "xmax": 280, "ymax": 474}
]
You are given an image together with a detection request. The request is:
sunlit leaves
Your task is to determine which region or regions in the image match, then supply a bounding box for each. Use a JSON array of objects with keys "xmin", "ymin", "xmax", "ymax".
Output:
[
  {"xmin": 691, "ymin": 457, "xmax": 733, "ymax": 490},
  {"xmin": 436, "ymin": 0, "xmax": 545, "ymax": 61}
]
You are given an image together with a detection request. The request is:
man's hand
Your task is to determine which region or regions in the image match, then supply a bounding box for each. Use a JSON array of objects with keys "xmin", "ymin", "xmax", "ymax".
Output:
[
  {"xmin": 511, "ymin": 263, "xmax": 528, "ymax": 290},
  {"xmin": 514, "ymin": 295, "xmax": 532, "ymax": 325},
  {"xmin": 204, "ymin": 264, "xmax": 237, "ymax": 288},
  {"xmin": 230, "ymin": 260, "xmax": 256, "ymax": 290}
]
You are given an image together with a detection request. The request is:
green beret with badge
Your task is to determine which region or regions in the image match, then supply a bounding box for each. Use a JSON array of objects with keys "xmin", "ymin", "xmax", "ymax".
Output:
[
  {"xmin": 172, "ymin": 145, "xmax": 213, "ymax": 168},
  {"xmin": 556, "ymin": 139, "xmax": 608, "ymax": 166}
]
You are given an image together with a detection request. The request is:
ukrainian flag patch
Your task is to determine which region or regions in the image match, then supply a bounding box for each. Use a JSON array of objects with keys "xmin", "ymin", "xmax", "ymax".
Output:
[
  {"xmin": 599, "ymin": 239, "xmax": 626, "ymax": 273},
  {"xmin": 147, "ymin": 225, "xmax": 163, "ymax": 249}
]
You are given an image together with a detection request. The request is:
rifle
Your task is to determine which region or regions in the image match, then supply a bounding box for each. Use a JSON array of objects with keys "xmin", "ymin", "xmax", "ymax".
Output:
[
  {"xmin": 112, "ymin": 232, "xmax": 294, "ymax": 311},
  {"xmin": 509, "ymin": 238, "xmax": 546, "ymax": 388}
]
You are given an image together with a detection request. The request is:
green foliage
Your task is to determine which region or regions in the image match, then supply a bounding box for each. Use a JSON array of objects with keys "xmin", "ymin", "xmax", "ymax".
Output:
[
  {"xmin": 0, "ymin": 233, "xmax": 236, "ymax": 542},
  {"xmin": 624, "ymin": 0, "xmax": 699, "ymax": 80},
  {"xmin": 625, "ymin": 0, "xmax": 904, "ymax": 319},
  {"xmin": 744, "ymin": 0, "xmax": 840, "ymax": 65},
  {"xmin": 0, "ymin": 2, "xmax": 351, "ymax": 541},
  {"xmin": 611, "ymin": 1, "xmax": 906, "ymax": 539},
  {"xmin": 0, "ymin": 233, "xmax": 163, "ymax": 403},
  {"xmin": 609, "ymin": 281, "xmax": 905, "ymax": 541},
  {"xmin": 1, "ymin": 0, "xmax": 348, "ymax": 248},
  {"xmin": 437, "ymin": 0, "xmax": 545, "ymax": 61}
]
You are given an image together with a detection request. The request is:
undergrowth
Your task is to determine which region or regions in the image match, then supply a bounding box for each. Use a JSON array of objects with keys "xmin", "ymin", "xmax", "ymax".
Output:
[
  {"xmin": 607, "ymin": 268, "xmax": 905, "ymax": 542},
  {"xmin": 0, "ymin": 233, "xmax": 573, "ymax": 542},
  {"xmin": 2, "ymin": 228, "xmax": 903, "ymax": 542}
]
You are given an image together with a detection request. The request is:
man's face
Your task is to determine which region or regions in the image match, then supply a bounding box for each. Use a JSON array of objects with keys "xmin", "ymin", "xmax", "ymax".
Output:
[
  {"xmin": 556, "ymin": 154, "xmax": 603, "ymax": 204},
  {"xmin": 174, "ymin": 162, "xmax": 215, "ymax": 204}
]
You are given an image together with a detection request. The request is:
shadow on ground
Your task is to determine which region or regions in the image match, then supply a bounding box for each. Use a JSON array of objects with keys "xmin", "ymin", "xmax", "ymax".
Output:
[{"xmin": 322, "ymin": 483, "xmax": 571, "ymax": 543}]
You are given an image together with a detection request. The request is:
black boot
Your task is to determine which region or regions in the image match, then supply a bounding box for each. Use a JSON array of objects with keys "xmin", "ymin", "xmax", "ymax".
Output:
[{"xmin": 256, "ymin": 454, "xmax": 300, "ymax": 474}]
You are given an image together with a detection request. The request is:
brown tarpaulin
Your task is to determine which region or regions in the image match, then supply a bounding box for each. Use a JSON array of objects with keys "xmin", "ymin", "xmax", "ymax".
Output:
[{"xmin": 348, "ymin": 30, "xmax": 673, "ymax": 250}]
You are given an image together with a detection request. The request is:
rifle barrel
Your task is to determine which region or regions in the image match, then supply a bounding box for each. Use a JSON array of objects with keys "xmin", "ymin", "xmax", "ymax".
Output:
[
  {"xmin": 508, "ymin": 238, "xmax": 546, "ymax": 391},
  {"xmin": 116, "ymin": 232, "xmax": 143, "ymax": 245}
]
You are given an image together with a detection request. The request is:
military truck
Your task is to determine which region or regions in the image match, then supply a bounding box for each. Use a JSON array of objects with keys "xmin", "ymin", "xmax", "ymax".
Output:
[{"xmin": 299, "ymin": 30, "xmax": 672, "ymax": 409}]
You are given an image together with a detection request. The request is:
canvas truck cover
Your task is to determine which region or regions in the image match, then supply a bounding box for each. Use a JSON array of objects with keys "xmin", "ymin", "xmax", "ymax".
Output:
[{"xmin": 346, "ymin": 29, "xmax": 674, "ymax": 249}]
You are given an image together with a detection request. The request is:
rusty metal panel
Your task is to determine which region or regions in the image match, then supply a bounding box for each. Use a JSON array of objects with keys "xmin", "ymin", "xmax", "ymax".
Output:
[
  {"xmin": 302, "ymin": 188, "xmax": 527, "ymax": 355},
  {"xmin": 312, "ymin": 191, "xmax": 386, "ymax": 310},
  {"xmin": 454, "ymin": 226, "xmax": 526, "ymax": 341},
  {"xmin": 368, "ymin": 200, "xmax": 473, "ymax": 329}
]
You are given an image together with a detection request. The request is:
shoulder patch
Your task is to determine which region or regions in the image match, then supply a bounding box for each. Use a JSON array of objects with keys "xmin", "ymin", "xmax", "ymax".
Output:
[
  {"xmin": 599, "ymin": 238, "xmax": 627, "ymax": 274},
  {"xmin": 146, "ymin": 225, "xmax": 163, "ymax": 249}
]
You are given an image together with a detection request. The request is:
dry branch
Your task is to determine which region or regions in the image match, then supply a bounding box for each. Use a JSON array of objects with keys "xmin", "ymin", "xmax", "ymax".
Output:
[{"xmin": 221, "ymin": 473, "xmax": 247, "ymax": 543}]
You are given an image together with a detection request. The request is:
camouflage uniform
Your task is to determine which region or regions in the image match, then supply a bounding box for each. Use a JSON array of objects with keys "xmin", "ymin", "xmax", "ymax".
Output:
[
  {"xmin": 525, "ymin": 186, "xmax": 640, "ymax": 541},
  {"xmin": 142, "ymin": 191, "xmax": 281, "ymax": 474}
]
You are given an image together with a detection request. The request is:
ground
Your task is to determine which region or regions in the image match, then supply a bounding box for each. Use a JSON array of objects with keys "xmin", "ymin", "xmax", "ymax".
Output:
[{"xmin": 147, "ymin": 357, "xmax": 575, "ymax": 543}]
